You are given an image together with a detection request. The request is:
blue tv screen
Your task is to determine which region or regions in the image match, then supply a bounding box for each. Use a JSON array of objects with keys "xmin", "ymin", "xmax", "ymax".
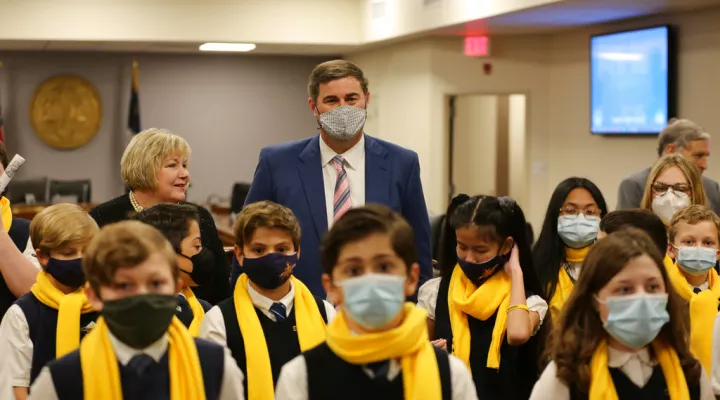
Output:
[{"xmin": 591, "ymin": 26, "xmax": 674, "ymax": 135}]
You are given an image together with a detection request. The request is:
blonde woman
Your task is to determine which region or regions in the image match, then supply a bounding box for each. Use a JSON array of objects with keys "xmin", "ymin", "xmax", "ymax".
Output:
[
  {"xmin": 641, "ymin": 154, "xmax": 707, "ymax": 225},
  {"xmin": 89, "ymin": 128, "xmax": 230, "ymax": 304}
]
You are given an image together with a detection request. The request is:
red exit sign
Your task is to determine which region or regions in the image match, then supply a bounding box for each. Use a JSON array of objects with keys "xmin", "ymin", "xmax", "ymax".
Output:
[{"xmin": 464, "ymin": 36, "xmax": 489, "ymax": 57}]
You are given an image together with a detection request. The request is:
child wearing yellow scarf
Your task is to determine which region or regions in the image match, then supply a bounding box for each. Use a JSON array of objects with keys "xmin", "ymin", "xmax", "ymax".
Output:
[
  {"xmin": 275, "ymin": 205, "xmax": 477, "ymax": 400},
  {"xmin": 665, "ymin": 205, "xmax": 720, "ymax": 374},
  {"xmin": 531, "ymin": 228, "xmax": 711, "ymax": 400},
  {"xmin": 130, "ymin": 203, "xmax": 215, "ymax": 336},
  {"xmin": 27, "ymin": 221, "xmax": 246, "ymax": 399},
  {"xmin": 0, "ymin": 204, "xmax": 98, "ymax": 399},
  {"xmin": 199, "ymin": 201, "xmax": 333, "ymax": 400}
]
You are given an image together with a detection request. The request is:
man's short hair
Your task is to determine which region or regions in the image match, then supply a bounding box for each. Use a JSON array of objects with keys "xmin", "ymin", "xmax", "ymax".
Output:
[
  {"xmin": 657, "ymin": 118, "xmax": 711, "ymax": 157},
  {"xmin": 234, "ymin": 201, "xmax": 301, "ymax": 250},
  {"xmin": 668, "ymin": 204, "xmax": 720, "ymax": 243},
  {"xmin": 308, "ymin": 60, "xmax": 369, "ymax": 103},
  {"xmin": 600, "ymin": 209, "xmax": 667, "ymax": 254},
  {"xmin": 83, "ymin": 220, "xmax": 178, "ymax": 293},
  {"xmin": 320, "ymin": 205, "xmax": 417, "ymax": 276},
  {"xmin": 131, "ymin": 203, "xmax": 200, "ymax": 254}
]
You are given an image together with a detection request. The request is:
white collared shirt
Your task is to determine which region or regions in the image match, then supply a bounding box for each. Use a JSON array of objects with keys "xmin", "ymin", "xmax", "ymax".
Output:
[
  {"xmin": 531, "ymin": 346, "xmax": 715, "ymax": 400},
  {"xmin": 318, "ymin": 134, "xmax": 366, "ymax": 228},
  {"xmin": 28, "ymin": 332, "xmax": 247, "ymax": 399},
  {"xmin": 199, "ymin": 280, "xmax": 336, "ymax": 346}
]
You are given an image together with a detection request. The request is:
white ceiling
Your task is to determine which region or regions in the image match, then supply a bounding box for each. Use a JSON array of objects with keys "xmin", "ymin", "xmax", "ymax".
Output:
[{"xmin": 0, "ymin": 0, "xmax": 719, "ymax": 55}]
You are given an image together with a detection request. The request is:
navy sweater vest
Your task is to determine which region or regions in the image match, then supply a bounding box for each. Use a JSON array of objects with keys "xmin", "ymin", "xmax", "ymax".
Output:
[
  {"xmin": 217, "ymin": 295, "xmax": 327, "ymax": 394},
  {"xmin": 304, "ymin": 342, "xmax": 453, "ymax": 400},
  {"xmin": 15, "ymin": 292, "xmax": 98, "ymax": 385},
  {"xmin": 48, "ymin": 338, "xmax": 225, "ymax": 400},
  {"xmin": 0, "ymin": 217, "xmax": 30, "ymax": 320}
]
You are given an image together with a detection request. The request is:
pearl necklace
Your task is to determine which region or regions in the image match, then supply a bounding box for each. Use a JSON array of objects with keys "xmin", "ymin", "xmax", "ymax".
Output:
[{"xmin": 129, "ymin": 191, "xmax": 144, "ymax": 212}]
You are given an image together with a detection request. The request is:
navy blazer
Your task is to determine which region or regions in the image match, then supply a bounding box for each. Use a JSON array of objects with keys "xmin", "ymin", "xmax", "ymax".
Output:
[{"xmin": 231, "ymin": 134, "xmax": 432, "ymax": 297}]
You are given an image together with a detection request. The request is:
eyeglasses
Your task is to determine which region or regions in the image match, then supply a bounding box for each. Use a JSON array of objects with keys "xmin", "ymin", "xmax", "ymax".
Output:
[
  {"xmin": 559, "ymin": 207, "xmax": 601, "ymax": 218},
  {"xmin": 651, "ymin": 182, "xmax": 691, "ymax": 196}
]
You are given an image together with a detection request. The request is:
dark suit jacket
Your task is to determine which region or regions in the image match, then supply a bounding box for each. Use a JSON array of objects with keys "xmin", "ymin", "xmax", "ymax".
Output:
[
  {"xmin": 617, "ymin": 167, "xmax": 720, "ymax": 213},
  {"xmin": 89, "ymin": 195, "xmax": 231, "ymax": 304},
  {"xmin": 232, "ymin": 134, "xmax": 433, "ymax": 296}
]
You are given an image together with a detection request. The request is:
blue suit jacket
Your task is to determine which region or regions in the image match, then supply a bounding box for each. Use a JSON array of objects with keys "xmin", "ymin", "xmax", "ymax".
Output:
[{"xmin": 231, "ymin": 134, "xmax": 432, "ymax": 297}]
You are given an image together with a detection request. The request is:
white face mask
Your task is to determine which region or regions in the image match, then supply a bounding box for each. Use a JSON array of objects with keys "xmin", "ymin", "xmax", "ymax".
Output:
[{"xmin": 651, "ymin": 189, "xmax": 691, "ymax": 223}]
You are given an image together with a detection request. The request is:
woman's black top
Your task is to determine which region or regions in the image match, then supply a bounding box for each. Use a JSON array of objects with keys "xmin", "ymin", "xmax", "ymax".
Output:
[{"xmin": 89, "ymin": 194, "xmax": 231, "ymax": 304}]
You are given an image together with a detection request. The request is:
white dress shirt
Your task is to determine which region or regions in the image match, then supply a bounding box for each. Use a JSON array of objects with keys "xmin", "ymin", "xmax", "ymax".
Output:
[
  {"xmin": 709, "ymin": 311, "xmax": 720, "ymax": 394},
  {"xmin": 531, "ymin": 347, "xmax": 715, "ymax": 400},
  {"xmin": 0, "ymin": 303, "xmax": 95, "ymax": 397},
  {"xmin": 199, "ymin": 280, "xmax": 337, "ymax": 346},
  {"xmin": 319, "ymin": 134, "xmax": 365, "ymax": 228},
  {"xmin": 28, "ymin": 331, "xmax": 246, "ymax": 400},
  {"xmin": 275, "ymin": 351, "xmax": 478, "ymax": 400},
  {"xmin": 417, "ymin": 277, "xmax": 549, "ymax": 328}
]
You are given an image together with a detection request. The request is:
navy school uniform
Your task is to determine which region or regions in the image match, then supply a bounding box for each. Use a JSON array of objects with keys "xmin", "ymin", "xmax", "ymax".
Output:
[
  {"xmin": 175, "ymin": 294, "xmax": 212, "ymax": 329},
  {"xmin": 215, "ymin": 295, "xmax": 328, "ymax": 393},
  {"xmin": 434, "ymin": 275, "xmax": 540, "ymax": 400},
  {"xmin": 45, "ymin": 338, "xmax": 225, "ymax": 400},
  {"xmin": 0, "ymin": 217, "xmax": 31, "ymax": 320},
  {"xmin": 301, "ymin": 342, "xmax": 453, "ymax": 400},
  {"xmin": 16, "ymin": 292, "xmax": 98, "ymax": 385}
]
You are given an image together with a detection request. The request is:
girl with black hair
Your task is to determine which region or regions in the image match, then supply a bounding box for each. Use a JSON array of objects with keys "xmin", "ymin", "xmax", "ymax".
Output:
[
  {"xmin": 532, "ymin": 177, "xmax": 608, "ymax": 321},
  {"xmin": 418, "ymin": 194, "xmax": 547, "ymax": 399}
]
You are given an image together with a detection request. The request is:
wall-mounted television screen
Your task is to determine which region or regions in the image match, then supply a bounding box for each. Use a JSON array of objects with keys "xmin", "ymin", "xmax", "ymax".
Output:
[{"xmin": 590, "ymin": 25, "xmax": 675, "ymax": 135}]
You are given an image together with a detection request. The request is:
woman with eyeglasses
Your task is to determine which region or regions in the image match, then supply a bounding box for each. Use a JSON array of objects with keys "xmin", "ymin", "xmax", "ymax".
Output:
[
  {"xmin": 532, "ymin": 177, "xmax": 608, "ymax": 321},
  {"xmin": 641, "ymin": 153, "xmax": 708, "ymax": 225}
]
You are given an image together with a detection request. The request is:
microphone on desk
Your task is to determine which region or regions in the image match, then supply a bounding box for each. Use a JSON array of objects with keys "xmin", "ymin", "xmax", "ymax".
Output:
[{"xmin": 0, "ymin": 154, "xmax": 26, "ymax": 194}]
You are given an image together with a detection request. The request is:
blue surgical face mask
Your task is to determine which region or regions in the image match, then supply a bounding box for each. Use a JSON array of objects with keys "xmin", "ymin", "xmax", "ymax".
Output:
[
  {"xmin": 340, "ymin": 273, "xmax": 405, "ymax": 330},
  {"xmin": 242, "ymin": 252, "xmax": 298, "ymax": 290},
  {"xmin": 676, "ymin": 246, "xmax": 717, "ymax": 275},
  {"xmin": 46, "ymin": 257, "xmax": 86, "ymax": 288},
  {"xmin": 599, "ymin": 293, "xmax": 669, "ymax": 348},
  {"xmin": 557, "ymin": 214, "xmax": 600, "ymax": 249}
]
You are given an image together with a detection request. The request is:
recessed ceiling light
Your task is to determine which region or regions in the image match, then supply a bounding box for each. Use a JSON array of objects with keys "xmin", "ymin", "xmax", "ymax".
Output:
[{"xmin": 199, "ymin": 43, "xmax": 256, "ymax": 52}]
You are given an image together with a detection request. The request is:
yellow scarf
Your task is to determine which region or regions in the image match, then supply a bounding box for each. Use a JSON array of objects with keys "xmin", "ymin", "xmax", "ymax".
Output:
[
  {"xmin": 182, "ymin": 287, "xmax": 205, "ymax": 337},
  {"xmin": 30, "ymin": 271, "xmax": 95, "ymax": 357},
  {"xmin": 448, "ymin": 264, "xmax": 510, "ymax": 370},
  {"xmin": 665, "ymin": 257, "xmax": 720, "ymax": 373},
  {"xmin": 1, "ymin": 196, "xmax": 12, "ymax": 232},
  {"xmin": 234, "ymin": 274, "xmax": 326, "ymax": 400},
  {"xmin": 589, "ymin": 339, "xmax": 689, "ymax": 400},
  {"xmin": 327, "ymin": 304, "xmax": 441, "ymax": 400},
  {"xmin": 549, "ymin": 247, "xmax": 590, "ymax": 320},
  {"xmin": 80, "ymin": 316, "xmax": 205, "ymax": 400}
]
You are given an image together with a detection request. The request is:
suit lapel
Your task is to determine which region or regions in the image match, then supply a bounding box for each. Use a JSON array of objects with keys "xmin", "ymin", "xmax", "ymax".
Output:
[
  {"xmin": 364, "ymin": 135, "xmax": 390, "ymax": 205},
  {"xmin": 297, "ymin": 136, "xmax": 328, "ymax": 238}
]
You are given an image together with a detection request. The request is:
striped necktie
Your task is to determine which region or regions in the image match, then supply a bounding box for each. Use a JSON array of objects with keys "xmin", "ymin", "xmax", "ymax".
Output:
[{"xmin": 331, "ymin": 155, "xmax": 352, "ymax": 222}]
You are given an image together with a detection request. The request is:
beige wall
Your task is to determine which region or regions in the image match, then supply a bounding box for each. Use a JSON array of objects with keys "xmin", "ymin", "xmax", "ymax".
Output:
[
  {"xmin": 348, "ymin": 6, "xmax": 720, "ymax": 230},
  {"xmin": 452, "ymin": 95, "xmax": 498, "ymax": 197}
]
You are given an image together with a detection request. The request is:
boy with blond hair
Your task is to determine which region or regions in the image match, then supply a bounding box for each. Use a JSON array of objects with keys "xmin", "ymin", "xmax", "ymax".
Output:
[
  {"xmin": 29, "ymin": 220, "xmax": 245, "ymax": 399},
  {"xmin": 201, "ymin": 200, "xmax": 335, "ymax": 400},
  {"xmin": 665, "ymin": 204, "xmax": 720, "ymax": 374},
  {"xmin": 0, "ymin": 204, "xmax": 99, "ymax": 400}
]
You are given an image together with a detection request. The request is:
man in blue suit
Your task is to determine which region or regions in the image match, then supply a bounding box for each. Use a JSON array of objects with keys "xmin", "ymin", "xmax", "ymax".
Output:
[{"xmin": 232, "ymin": 59, "xmax": 432, "ymax": 297}]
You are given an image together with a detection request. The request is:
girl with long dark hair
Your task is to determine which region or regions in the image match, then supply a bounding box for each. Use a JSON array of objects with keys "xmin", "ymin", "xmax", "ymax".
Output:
[
  {"xmin": 532, "ymin": 177, "xmax": 608, "ymax": 320},
  {"xmin": 418, "ymin": 194, "xmax": 546, "ymax": 399}
]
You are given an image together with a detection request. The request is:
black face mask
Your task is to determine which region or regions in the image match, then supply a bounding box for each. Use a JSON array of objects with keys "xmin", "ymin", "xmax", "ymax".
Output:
[
  {"xmin": 46, "ymin": 257, "xmax": 86, "ymax": 289},
  {"xmin": 101, "ymin": 294, "xmax": 177, "ymax": 349},
  {"xmin": 457, "ymin": 253, "xmax": 507, "ymax": 285},
  {"xmin": 179, "ymin": 248, "xmax": 215, "ymax": 286},
  {"xmin": 242, "ymin": 252, "xmax": 298, "ymax": 289}
]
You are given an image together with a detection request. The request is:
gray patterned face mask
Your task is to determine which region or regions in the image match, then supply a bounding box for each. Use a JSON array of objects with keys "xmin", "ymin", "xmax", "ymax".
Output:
[{"xmin": 317, "ymin": 105, "xmax": 367, "ymax": 141}]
